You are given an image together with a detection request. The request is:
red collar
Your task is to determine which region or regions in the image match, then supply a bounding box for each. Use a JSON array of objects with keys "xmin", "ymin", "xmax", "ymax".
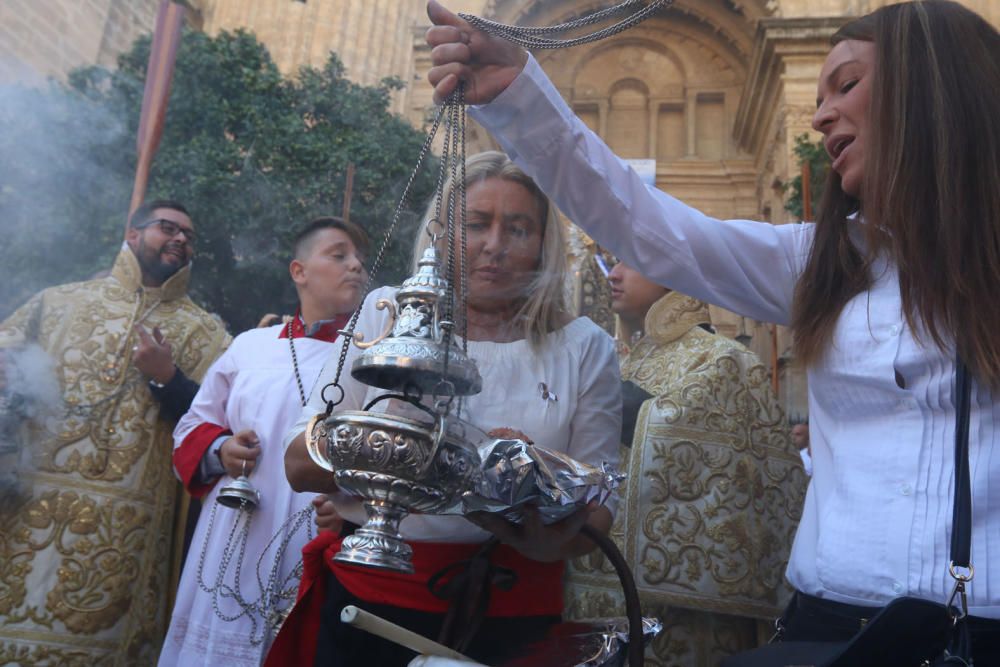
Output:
[{"xmin": 278, "ymin": 310, "xmax": 350, "ymax": 343}]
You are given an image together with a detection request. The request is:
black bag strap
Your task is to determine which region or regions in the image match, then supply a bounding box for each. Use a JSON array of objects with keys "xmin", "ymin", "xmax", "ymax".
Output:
[{"xmin": 950, "ymin": 356, "xmax": 973, "ymax": 569}]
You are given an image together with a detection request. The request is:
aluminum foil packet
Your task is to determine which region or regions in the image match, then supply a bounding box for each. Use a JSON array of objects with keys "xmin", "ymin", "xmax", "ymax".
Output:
[
  {"xmin": 573, "ymin": 617, "xmax": 663, "ymax": 667},
  {"xmin": 460, "ymin": 439, "xmax": 623, "ymax": 524},
  {"xmin": 496, "ymin": 617, "xmax": 662, "ymax": 667}
]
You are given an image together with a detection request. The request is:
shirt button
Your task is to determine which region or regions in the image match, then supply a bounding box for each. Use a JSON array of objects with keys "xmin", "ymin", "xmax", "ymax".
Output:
[
  {"xmin": 890, "ymin": 325, "xmax": 901, "ymax": 335},
  {"xmin": 892, "ymin": 581, "xmax": 904, "ymax": 594},
  {"xmin": 901, "ymin": 484, "xmax": 912, "ymax": 496}
]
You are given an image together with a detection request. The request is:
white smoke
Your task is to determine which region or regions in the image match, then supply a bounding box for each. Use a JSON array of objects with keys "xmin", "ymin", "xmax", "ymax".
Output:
[{"xmin": 0, "ymin": 344, "xmax": 62, "ymax": 501}]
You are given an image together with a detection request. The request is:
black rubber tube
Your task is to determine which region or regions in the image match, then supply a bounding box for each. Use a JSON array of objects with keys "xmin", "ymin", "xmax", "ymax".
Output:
[{"xmin": 580, "ymin": 524, "xmax": 644, "ymax": 667}]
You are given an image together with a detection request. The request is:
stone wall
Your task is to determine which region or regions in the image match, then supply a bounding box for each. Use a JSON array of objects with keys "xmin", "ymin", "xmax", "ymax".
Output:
[
  {"xmin": 0, "ymin": 0, "xmax": 159, "ymax": 84},
  {"xmin": 191, "ymin": 0, "xmax": 424, "ymax": 114}
]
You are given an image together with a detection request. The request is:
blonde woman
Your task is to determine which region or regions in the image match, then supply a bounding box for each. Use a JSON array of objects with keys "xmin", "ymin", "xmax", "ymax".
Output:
[{"xmin": 272, "ymin": 151, "xmax": 622, "ymax": 666}]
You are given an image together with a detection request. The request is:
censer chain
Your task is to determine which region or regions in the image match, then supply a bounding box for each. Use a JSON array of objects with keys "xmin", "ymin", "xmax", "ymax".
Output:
[
  {"xmin": 459, "ymin": 0, "xmax": 672, "ymax": 49},
  {"xmin": 321, "ymin": 100, "xmax": 452, "ymax": 410},
  {"xmin": 195, "ymin": 499, "xmax": 316, "ymax": 644},
  {"xmin": 319, "ymin": 0, "xmax": 672, "ymax": 411}
]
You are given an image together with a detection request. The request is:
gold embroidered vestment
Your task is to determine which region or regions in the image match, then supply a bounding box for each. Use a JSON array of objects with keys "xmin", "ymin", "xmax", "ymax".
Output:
[
  {"xmin": 0, "ymin": 248, "xmax": 230, "ymax": 667},
  {"xmin": 565, "ymin": 292, "xmax": 807, "ymax": 666}
]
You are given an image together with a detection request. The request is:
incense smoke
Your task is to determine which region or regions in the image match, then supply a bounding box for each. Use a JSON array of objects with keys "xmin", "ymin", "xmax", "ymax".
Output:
[
  {"xmin": 0, "ymin": 344, "xmax": 62, "ymax": 502},
  {"xmin": 0, "ymin": 75, "xmax": 134, "ymax": 320}
]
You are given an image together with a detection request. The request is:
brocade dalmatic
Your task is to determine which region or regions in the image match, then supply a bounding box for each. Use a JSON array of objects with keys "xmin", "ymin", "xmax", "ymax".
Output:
[
  {"xmin": 565, "ymin": 291, "xmax": 807, "ymax": 665},
  {"xmin": 0, "ymin": 248, "xmax": 229, "ymax": 667}
]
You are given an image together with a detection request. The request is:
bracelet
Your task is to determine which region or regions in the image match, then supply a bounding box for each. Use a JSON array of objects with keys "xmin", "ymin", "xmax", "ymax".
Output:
[{"xmin": 148, "ymin": 366, "xmax": 177, "ymax": 389}]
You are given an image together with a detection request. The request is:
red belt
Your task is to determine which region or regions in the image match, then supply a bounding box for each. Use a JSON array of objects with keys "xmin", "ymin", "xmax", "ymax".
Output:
[{"xmin": 263, "ymin": 532, "xmax": 564, "ymax": 666}]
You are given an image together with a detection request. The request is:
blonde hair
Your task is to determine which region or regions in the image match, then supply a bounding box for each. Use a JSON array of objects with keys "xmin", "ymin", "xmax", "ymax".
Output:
[{"xmin": 411, "ymin": 151, "xmax": 570, "ymax": 348}]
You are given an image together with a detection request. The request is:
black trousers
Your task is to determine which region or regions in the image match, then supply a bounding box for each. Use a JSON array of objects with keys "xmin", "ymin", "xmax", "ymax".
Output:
[
  {"xmin": 313, "ymin": 571, "xmax": 560, "ymax": 667},
  {"xmin": 782, "ymin": 591, "xmax": 1000, "ymax": 664}
]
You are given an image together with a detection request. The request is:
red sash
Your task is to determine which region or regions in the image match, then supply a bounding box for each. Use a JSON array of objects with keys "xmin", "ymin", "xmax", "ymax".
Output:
[{"xmin": 263, "ymin": 532, "xmax": 564, "ymax": 666}]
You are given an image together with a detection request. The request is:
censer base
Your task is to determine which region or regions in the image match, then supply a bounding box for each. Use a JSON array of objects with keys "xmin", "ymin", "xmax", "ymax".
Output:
[{"xmin": 334, "ymin": 500, "xmax": 415, "ymax": 574}]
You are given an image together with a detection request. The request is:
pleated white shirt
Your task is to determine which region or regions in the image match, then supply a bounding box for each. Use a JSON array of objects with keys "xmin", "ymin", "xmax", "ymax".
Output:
[{"xmin": 470, "ymin": 54, "xmax": 1000, "ymax": 618}]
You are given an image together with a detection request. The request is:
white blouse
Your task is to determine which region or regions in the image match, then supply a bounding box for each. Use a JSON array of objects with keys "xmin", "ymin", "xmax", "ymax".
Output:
[
  {"xmin": 287, "ymin": 286, "xmax": 622, "ymax": 544},
  {"xmin": 470, "ymin": 54, "xmax": 1000, "ymax": 619}
]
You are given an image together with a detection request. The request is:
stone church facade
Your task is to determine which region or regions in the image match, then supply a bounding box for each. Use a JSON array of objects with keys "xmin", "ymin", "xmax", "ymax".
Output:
[{"xmin": 3, "ymin": 0, "xmax": 998, "ymax": 412}]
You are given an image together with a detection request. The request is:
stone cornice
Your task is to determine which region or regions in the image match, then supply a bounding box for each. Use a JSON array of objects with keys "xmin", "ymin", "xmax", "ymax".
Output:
[{"xmin": 733, "ymin": 16, "xmax": 847, "ymax": 157}]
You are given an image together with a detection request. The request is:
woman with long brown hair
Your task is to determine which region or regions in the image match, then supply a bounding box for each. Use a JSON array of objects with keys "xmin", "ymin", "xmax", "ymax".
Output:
[{"xmin": 425, "ymin": 0, "xmax": 1000, "ymax": 662}]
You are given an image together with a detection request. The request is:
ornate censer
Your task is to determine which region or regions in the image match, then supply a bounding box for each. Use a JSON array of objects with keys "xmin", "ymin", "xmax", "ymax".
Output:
[
  {"xmin": 305, "ymin": 244, "xmax": 486, "ymax": 573},
  {"xmin": 305, "ymin": 93, "xmax": 487, "ymax": 573}
]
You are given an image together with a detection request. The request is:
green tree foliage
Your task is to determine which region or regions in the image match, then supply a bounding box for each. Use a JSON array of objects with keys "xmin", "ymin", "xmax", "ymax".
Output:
[
  {"xmin": 0, "ymin": 29, "xmax": 436, "ymax": 331},
  {"xmin": 784, "ymin": 133, "xmax": 830, "ymax": 220}
]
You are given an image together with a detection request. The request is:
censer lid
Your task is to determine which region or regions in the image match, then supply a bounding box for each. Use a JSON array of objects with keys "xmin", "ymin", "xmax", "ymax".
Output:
[
  {"xmin": 351, "ymin": 340, "xmax": 482, "ymax": 396},
  {"xmin": 397, "ymin": 246, "xmax": 447, "ymax": 303},
  {"xmin": 351, "ymin": 246, "xmax": 482, "ymax": 396}
]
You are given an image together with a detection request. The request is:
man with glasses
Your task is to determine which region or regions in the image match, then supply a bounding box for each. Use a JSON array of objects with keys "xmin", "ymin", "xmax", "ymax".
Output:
[{"xmin": 0, "ymin": 199, "xmax": 230, "ymax": 665}]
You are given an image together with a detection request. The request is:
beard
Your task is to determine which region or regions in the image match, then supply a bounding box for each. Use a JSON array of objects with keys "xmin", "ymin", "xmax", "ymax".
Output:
[{"xmin": 135, "ymin": 238, "xmax": 188, "ymax": 284}]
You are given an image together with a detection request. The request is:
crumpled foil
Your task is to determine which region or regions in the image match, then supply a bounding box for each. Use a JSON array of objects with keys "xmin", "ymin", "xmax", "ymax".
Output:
[
  {"xmin": 496, "ymin": 617, "xmax": 662, "ymax": 667},
  {"xmin": 460, "ymin": 439, "xmax": 624, "ymax": 524},
  {"xmin": 572, "ymin": 617, "xmax": 663, "ymax": 667}
]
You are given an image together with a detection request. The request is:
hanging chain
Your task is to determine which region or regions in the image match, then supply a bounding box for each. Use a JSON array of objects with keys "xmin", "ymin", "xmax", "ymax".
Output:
[
  {"xmin": 318, "ymin": 0, "xmax": 669, "ymax": 414},
  {"xmin": 287, "ymin": 319, "xmax": 308, "ymax": 407},
  {"xmin": 434, "ymin": 85, "xmax": 467, "ymax": 414},
  {"xmin": 320, "ymin": 104, "xmax": 450, "ymax": 411},
  {"xmin": 459, "ymin": 0, "xmax": 671, "ymax": 49},
  {"xmin": 195, "ymin": 498, "xmax": 316, "ymax": 645}
]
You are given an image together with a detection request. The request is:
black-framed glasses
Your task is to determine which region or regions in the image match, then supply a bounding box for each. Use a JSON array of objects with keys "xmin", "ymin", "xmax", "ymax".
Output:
[{"xmin": 135, "ymin": 218, "xmax": 197, "ymax": 244}]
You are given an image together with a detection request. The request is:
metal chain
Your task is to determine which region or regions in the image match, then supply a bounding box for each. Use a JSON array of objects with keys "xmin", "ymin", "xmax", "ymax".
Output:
[
  {"xmin": 317, "ymin": 1, "xmax": 666, "ymax": 413},
  {"xmin": 435, "ymin": 86, "xmax": 466, "ymax": 412},
  {"xmin": 195, "ymin": 497, "xmax": 316, "ymax": 645},
  {"xmin": 466, "ymin": 0, "xmax": 647, "ymax": 36},
  {"xmin": 255, "ymin": 505, "xmax": 316, "ymax": 636},
  {"xmin": 458, "ymin": 96, "xmax": 469, "ymax": 357},
  {"xmin": 455, "ymin": 94, "xmax": 469, "ymax": 420},
  {"xmin": 286, "ymin": 319, "xmax": 307, "ymax": 407},
  {"xmin": 459, "ymin": 0, "xmax": 671, "ymax": 49},
  {"xmin": 320, "ymin": 104, "xmax": 450, "ymax": 410}
]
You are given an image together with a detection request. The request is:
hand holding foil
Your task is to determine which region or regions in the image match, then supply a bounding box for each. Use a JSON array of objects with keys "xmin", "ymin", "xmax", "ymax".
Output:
[
  {"xmin": 468, "ymin": 501, "xmax": 598, "ymax": 563},
  {"xmin": 462, "ymin": 438, "xmax": 621, "ymax": 522},
  {"xmin": 461, "ymin": 438, "xmax": 622, "ymax": 561}
]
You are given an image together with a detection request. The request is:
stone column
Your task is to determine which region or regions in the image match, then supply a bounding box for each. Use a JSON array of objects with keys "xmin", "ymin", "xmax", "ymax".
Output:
[{"xmin": 684, "ymin": 91, "xmax": 697, "ymax": 157}]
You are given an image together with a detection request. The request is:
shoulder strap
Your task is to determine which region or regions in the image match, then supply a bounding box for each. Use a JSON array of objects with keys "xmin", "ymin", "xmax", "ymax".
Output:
[{"xmin": 950, "ymin": 356, "xmax": 973, "ymax": 568}]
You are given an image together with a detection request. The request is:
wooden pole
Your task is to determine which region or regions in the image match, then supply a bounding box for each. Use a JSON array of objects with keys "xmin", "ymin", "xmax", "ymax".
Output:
[
  {"xmin": 126, "ymin": 0, "xmax": 186, "ymax": 232},
  {"xmin": 342, "ymin": 162, "xmax": 355, "ymax": 223},
  {"xmin": 801, "ymin": 158, "xmax": 812, "ymax": 222}
]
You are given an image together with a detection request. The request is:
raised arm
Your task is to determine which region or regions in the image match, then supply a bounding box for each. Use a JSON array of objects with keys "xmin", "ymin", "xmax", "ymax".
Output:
[{"xmin": 426, "ymin": 1, "xmax": 811, "ymax": 325}]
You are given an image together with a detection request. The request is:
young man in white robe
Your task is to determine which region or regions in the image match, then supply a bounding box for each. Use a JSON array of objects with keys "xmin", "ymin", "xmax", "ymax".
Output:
[{"xmin": 159, "ymin": 217, "xmax": 369, "ymax": 667}]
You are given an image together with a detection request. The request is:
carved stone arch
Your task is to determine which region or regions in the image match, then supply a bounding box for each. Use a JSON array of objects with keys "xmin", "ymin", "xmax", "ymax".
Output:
[
  {"xmin": 617, "ymin": 23, "xmax": 746, "ymax": 80},
  {"xmin": 562, "ymin": 37, "xmax": 687, "ymax": 99},
  {"xmin": 609, "ymin": 77, "xmax": 652, "ymax": 97}
]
